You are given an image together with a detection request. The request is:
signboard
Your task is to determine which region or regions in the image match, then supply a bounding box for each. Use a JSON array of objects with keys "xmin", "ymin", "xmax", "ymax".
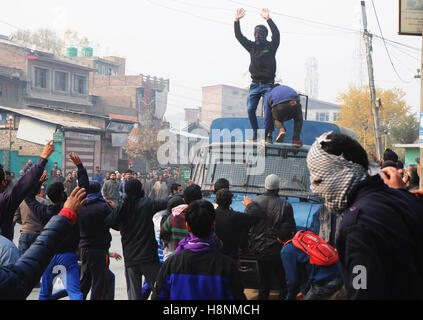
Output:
[
  {"xmin": 180, "ymin": 167, "xmax": 191, "ymax": 180},
  {"xmin": 17, "ymin": 117, "xmax": 57, "ymax": 145},
  {"xmin": 107, "ymin": 121, "xmax": 134, "ymax": 133},
  {"xmin": 111, "ymin": 133, "xmax": 129, "ymax": 147},
  {"xmin": 420, "ymin": 112, "xmax": 423, "ymax": 146},
  {"xmin": 399, "ymin": 0, "xmax": 423, "ymax": 35}
]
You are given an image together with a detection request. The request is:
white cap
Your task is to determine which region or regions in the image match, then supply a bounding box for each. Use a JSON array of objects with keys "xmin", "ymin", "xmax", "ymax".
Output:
[{"xmin": 265, "ymin": 174, "xmax": 280, "ymax": 191}]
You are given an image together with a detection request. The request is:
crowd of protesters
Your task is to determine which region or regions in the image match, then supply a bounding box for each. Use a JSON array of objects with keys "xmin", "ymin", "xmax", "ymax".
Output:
[{"xmin": 2, "ymin": 132, "xmax": 423, "ymax": 300}]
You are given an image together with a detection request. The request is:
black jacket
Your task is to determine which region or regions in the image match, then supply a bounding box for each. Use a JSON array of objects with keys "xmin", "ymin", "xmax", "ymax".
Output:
[
  {"xmin": 105, "ymin": 196, "xmax": 167, "ymax": 267},
  {"xmin": 246, "ymin": 191, "xmax": 296, "ymax": 260},
  {"xmin": 78, "ymin": 199, "xmax": 112, "ymax": 251},
  {"xmin": 0, "ymin": 158, "xmax": 47, "ymax": 240},
  {"xmin": 215, "ymin": 206, "xmax": 257, "ymax": 261},
  {"xmin": 234, "ymin": 19, "xmax": 280, "ymax": 83},
  {"xmin": 0, "ymin": 215, "xmax": 73, "ymax": 299},
  {"xmin": 337, "ymin": 175, "xmax": 423, "ymax": 299}
]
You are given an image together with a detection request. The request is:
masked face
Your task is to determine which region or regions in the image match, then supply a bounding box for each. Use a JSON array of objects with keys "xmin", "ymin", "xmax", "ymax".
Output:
[
  {"xmin": 254, "ymin": 25, "xmax": 268, "ymax": 44},
  {"xmin": 307, "ymin": 132, "xmax": 368, "ymax": 213}
]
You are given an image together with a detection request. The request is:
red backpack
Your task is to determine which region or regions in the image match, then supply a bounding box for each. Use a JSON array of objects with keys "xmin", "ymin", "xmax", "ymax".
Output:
[{"xmin": 285, "ymin": 230, "xmax": 339, "ymax": 266}]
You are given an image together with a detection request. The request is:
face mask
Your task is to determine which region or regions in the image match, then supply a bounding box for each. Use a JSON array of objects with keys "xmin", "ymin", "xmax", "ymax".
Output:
[
  {"xmin": 254, "ymin": 26, "xmax": 268, "ymax": 44},
  {"xmin": 307, "ymin": 132, "xmax": 368, "ymax": 213}
]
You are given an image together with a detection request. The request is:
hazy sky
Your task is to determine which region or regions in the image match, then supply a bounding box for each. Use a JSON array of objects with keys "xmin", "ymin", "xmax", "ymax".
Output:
[{"xmin": 1, "ymin": 0, "xmax": 422, "ymax": 129}]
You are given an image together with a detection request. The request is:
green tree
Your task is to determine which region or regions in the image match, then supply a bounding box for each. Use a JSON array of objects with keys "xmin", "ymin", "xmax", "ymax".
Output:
[{"xmin": 390, "ymin": 113, "xmax": 418, "ymax": 144}]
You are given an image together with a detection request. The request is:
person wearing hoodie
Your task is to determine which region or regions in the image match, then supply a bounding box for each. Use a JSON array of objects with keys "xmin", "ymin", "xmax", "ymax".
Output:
[
  {"xmin": 152, "ymin": 199, "xmax": 245, "ymax": 300},
  {"xmin": 25, "ymin": 152, "xmax": 89, "ymax": 300},
  {"xmin": 104, "ymin": 179, "xmax": 168, "ymax": 300},
  {"xmin": 160, "ymin": 184, "xmax": 203, "ymax": 257},
  {"xmin": 78, "ymin": 179, "xmax": 113, "ymax": 300}
]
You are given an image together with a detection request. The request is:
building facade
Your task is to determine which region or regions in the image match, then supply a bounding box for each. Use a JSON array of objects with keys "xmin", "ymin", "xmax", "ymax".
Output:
[{"xmin": 200, "ymin": 84, "xmax": 248, "ymax": 126}]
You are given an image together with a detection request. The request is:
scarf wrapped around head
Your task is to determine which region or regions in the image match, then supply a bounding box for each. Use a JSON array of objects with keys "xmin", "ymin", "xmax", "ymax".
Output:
[
  {"xmin": 87, "ymin": 181, "xmax": 105, "ymax": 203},
  {"xmin": 307, "ymin": 131, "xmax": 368, "ymax": 213},
  {"xmin": 174, "ymin": 232, "xmax": 216, "ymax": 254},
  {"xmin": 254, "ymin": 25, "xmax": 268, "ymax": 44}
]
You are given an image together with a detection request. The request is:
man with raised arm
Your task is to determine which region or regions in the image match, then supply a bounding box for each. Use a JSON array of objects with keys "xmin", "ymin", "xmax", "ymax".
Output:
[
  {"xmin": 0, "ymin": 139, "xmax": 55, "ymax": 240},
  {"xmin": 234, "ymin": 8, "xmax": 280, "ymax": 144}
]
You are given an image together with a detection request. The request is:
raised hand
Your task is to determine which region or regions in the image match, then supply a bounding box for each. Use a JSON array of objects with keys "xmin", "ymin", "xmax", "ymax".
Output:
[
  {"xmin": 63, "ymin": 187, "xmax": 87, "ymax": 214},
  {"xmin": 41, "ymin": 139, "xmax": 55, "ymax": 159},
  {"xmin": 235, "ymin": 8, "xmax": 245, "ymax": 21},
  {"xmin": 261, "ymin": 8, "xmax": 270, "ymax": 20},
  {"xmin": 68, "ymin": 152, "xmax": 82, "ymax": 166}
]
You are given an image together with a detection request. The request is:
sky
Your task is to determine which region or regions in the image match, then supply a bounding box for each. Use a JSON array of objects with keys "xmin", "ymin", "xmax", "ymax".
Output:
[{"xmin": 1, "ymin": 0, "xmax": 422, "ymax": 129}]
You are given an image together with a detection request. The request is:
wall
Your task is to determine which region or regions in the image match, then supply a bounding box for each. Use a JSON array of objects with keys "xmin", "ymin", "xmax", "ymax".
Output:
[
  {"xmin": 201, "ymin": 86, "xmax": 222, "ymax": 125},
  {"xmin": 0, "ymin": 43, "xmax": 27, "ymax": 72}
]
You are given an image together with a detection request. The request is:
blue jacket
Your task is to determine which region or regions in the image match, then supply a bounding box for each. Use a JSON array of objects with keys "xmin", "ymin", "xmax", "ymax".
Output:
[
  {"xmin": 0, "ymin": 215, "xmax": 73, "ymax": 299},
  {"xmin": 267, "ymin": 85, "xmax": 299, "ymax": 108},
  {"xmin": 337, "ymin": 175, "xmax": 423, "ymax": 299},
  {"xmin": 281, "ymin": 242, "xmax": 341, "ymax": 300},
  {"xmin": 152, "ymin": 248, "xmax": 245, "ymax": 300}
]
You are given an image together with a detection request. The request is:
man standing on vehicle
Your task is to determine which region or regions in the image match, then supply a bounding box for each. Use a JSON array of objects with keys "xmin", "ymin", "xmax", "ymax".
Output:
[{"xmin": 234, "ymin": 8, "xmax": 280, "ymax": 144}]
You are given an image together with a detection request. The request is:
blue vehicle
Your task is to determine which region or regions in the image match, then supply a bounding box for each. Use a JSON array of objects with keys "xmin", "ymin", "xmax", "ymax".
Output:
[{"xmin": 191, "ymin": 116, "xmax": 357, "ymax": 289}]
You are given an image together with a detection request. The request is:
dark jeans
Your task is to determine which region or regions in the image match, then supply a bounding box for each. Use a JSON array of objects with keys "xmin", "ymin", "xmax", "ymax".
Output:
[
  {"xmin": 18, "ymin": 233, "xmax": 39, "ymax": 256},
  {"xmin": 257, "ymin": 257, "xmax": 287, "ymax": 300},
  {"xmin": 247, "ymin": 82, "xmax": 274, "ymax": 136},
  {"xmin": 51, "ymin": 269, "xmax": 115, "ymax": 300},
  {"xmin": 305, "ymin": 276, "xmax": 343, "ymax": 300},
  {"xmin": 125, "ymin": 261, "xmax": 161, "ymax": 300},
  {"xmin": 271, "ymin": 102, "xmax": 303, "ymax": 141},
  {"xmin": 80, "ymin": 247, "xmax": 109, "ymax": 300}
]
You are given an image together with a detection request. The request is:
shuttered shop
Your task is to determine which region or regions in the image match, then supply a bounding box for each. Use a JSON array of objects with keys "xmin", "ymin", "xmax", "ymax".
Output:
[{"xmin": 65, "ymin": 138, "xmax": 96, "ymax": 176}]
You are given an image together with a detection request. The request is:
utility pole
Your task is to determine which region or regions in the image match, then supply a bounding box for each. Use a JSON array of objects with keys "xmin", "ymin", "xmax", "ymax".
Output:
[{"xmin": 360, "ymin": 1, "xmax": 383, "ymax": 160}]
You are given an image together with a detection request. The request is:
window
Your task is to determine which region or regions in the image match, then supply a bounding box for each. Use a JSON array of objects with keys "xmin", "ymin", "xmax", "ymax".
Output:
[
  {"xmin": 315, "ymin": 112, "xmax": 329, "ymax": 122},
  {"xmin": 35, "ymin": 67, "xmax": 48, "ymax": 88},
  {"xmin": 55, "ymin": 71, "xmax": 68, "ymax": 92},
  {"xmin": 333, "ymin": 112, "xmax": 340, "ymax": 122},
  {"xmin": 74, "ymin": 75, "xmax": 86, "ymax": 94},
  {"xmin": 227, "ymin": 106, "xmax": 233, "ymax": 110}
]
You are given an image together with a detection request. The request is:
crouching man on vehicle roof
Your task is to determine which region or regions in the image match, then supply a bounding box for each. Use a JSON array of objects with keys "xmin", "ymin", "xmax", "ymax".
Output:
[{"xmin": 267, "ymin": 84, "xmax": 303, "ymax": 147}]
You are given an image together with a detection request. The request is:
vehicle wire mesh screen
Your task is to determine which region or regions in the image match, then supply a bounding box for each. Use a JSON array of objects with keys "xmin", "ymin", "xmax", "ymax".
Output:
[{"xmin": 203, "ymin": 145, "xmax": 312, "ymax": 198}]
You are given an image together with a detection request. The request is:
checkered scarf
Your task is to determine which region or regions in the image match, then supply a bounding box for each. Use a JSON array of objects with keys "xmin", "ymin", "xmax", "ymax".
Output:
[{"xmin": 307, "ymin": 131, "xmax": 368, "ymax": 213}]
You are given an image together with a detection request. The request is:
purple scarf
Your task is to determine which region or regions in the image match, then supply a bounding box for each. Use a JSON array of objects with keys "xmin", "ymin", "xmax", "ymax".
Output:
[{"xmin": 175, "ymin": 233, "xmax": 216, "ymax": 254}]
